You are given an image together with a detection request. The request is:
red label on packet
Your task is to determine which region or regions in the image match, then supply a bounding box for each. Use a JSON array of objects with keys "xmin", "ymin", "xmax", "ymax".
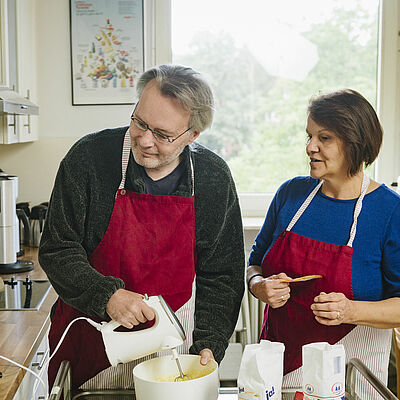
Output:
[{"xmin": 294, "ymin": 391, "xmax": 303, "ymax": 400}]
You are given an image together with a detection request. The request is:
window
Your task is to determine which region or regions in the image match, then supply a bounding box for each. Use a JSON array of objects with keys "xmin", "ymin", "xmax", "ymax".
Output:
[
  {"xmin": 171, "ymin": 0, "xmax": 380, "ymax": 196},
  {"xmin": 147, "ymin": 0, "xmax": 400, "ymax": 218}
]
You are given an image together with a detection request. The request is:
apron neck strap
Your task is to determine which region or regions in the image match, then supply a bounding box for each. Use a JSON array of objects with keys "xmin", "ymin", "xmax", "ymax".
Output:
[
  {"xmin": 347, "ymin": 172, "xmax": 370, "ymax": 247},
  {"xmin": 286, "ymin": 173, "xmax": 370, "ymax": 247},
  {"xmin": 189, "ymin": 156, "xmax": 194, "ymax": 196},
  {"xmin": 286, "ymin": 179, "xmax": 323, "ymax": 232},
  {"xmin": 118, "ymin": 130, "xmax": 195, "ymax": 195},
  {"xmin": 119, "ymin": 130, "xmax": 132, "ymax": 190}
]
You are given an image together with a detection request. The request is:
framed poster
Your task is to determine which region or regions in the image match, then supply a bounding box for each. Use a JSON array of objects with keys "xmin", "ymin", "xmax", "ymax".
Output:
[{"xmin": 69, "ymin": 0, "xmax": 144, "ymax": 105}]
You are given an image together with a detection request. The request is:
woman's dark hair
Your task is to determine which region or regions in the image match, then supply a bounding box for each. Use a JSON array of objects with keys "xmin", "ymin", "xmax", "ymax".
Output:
[{"xmin": 308, "ymin": 89, "xmax": 383, "ymax": 176}]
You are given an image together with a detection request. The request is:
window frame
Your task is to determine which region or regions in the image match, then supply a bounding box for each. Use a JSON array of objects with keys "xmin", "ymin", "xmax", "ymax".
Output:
[
  {"xmin": 376, "ymin": 0, "xmax": 400, "ymax": 189},
  {"xmin": 147, "ymin": 0, "xmax": 400, "ymax": 221}
]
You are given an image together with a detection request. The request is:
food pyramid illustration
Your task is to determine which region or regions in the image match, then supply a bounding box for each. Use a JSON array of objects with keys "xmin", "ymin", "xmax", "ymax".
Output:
[{"xmin": 76, "ymin": 18, "xmax": 140, "ymax": 89}]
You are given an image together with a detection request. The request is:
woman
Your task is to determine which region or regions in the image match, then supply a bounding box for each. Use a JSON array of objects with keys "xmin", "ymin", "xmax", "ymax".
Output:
[{"xmin": 247, "ymin": 89, "xmax": 400, "ymax": 399}]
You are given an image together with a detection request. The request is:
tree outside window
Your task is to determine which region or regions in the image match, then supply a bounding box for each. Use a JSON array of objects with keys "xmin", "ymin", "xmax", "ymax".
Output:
[{"xmin": 172, "ymin": 0, "xmax": 379, "ymax": 193}]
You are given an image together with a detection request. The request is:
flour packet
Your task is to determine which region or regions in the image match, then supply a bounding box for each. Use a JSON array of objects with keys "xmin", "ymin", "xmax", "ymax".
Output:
[
  {"xmin": 302, "ymin": 342, "xmax": 345, "ymax": 400},
  {"xmin": 237, "ymin": 340, "xmax": 285, "ymax": 400}
]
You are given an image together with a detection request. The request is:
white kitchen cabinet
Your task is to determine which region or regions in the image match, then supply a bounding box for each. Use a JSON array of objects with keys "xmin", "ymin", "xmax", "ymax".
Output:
[
  {"xmin": 0, "ymin": 113, "xmax": 18, "ymax": 143},
  {"xmin": 0, "ymin": 0, "xmax": 18, "ymax": 144},
  {"xmin": 13, "ymin": 329, "xmax": 49, "ymax": 400},
  {"xmin": 0, "ymin": 0, "xmax": 38, "ymax": 144},
  {"xmin": 15, "ymin": 0, "xmax": 38, "ymax": 142},
  {"xmin": 0, "ymin": 0, "xmax": 9, "ymax": 89},
  {"xmin": 0, "ymin": 0, "xmax": 17, "ymax": 90}
]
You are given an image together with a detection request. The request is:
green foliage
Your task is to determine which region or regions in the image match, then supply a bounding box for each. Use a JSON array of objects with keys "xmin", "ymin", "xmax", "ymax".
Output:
[{"xmin": 174, "ymin": 6, "xmax": 378, "ymax": 192}]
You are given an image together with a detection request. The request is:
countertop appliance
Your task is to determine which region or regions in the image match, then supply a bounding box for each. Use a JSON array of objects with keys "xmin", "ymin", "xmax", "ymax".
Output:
[
  {"xmin": 0, "ymin": 276, "xmax": 51, "ymax": 310},
  {"xmin": 86, "ymin": 295, "xmax": 186, "ymax": 365},
  {"xmin": 29, "ymin": 203, "xmax": 48, "ymax": 247},
  {"xmin": 0, "ymin": 175, "xmax": 33, "ymax": 273}
]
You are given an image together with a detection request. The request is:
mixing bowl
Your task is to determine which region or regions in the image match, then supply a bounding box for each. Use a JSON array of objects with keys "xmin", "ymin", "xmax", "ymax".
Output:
[{"xmin": 133, "ymin": 354, "xmax": 219, "ymax": 400}]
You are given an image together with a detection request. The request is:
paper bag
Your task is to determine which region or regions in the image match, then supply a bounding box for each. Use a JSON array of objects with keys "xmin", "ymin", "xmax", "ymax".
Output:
[
  {"xmin": 238, "ymin": 340, "xmax": 285, "ymax": 400},
  {"xmin": 302, "ymin": 342, "xmax": 345, "ymax": 400}
]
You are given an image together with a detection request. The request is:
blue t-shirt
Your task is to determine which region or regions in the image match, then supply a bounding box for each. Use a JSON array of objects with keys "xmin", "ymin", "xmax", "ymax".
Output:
[{"xmin": 248, "ymin": 176, "xmax": 400, "ymax": 301}]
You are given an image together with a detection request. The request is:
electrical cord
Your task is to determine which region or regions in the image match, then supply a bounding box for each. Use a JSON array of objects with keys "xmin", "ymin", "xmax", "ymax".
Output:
[
  {"xmin": 0, "ymin": 354, "xmax": 46, "ymax": 395},
  {"xmin": 1, "ymin": 316, "xmax": 92, "ymax": 400}
]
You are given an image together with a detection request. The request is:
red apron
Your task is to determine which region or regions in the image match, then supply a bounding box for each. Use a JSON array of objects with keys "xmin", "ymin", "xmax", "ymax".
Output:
[
  {"xmin": 48, "ymin": 131, "xmax": 196, "ymax": 389},
  {"xmin": 260, "ymin": 175, "xmax": 369, "ymax": 375}
]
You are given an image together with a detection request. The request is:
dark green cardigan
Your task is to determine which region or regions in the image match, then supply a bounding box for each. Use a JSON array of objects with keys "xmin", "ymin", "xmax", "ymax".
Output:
[{"xmin": 39, "ymin": 126, "xmax": 245, "ymax": 363}]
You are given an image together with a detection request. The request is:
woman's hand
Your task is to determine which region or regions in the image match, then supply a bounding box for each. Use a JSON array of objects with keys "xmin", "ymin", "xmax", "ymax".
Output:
[
  {"xmin": 311, "ymin": 291, "xmax": 355, "ymax": 325},
  {"xmin": 250, "ymin": 273, "xmax": 292, "ymax": 308}
]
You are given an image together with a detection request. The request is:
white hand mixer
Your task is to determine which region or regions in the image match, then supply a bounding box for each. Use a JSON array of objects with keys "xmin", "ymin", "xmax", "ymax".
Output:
[{"xmin": 85, "ymin": 294, "xmax": 190, "ymax": 380}]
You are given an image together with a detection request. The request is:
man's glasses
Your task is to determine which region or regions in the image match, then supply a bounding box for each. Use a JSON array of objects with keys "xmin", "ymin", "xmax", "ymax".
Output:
[{"xmin": 130, "ymin": 104, "xmax": 192, "ymax": 144}]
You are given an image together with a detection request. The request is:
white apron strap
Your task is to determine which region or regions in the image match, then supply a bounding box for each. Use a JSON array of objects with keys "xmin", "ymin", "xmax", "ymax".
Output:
[
  {"xmin": 189, "ymin": 156, "xmax": 194, "ymax": 196},
  {"xmin": 286, "ymin": 174, "xmax": 370, "ymax": 247},
  {"xmin": 286, "ymin": 179, "xmax": 323, "ymax": 232},
  {"xmin": 118, "ymin": 129, "xmax": 131, "ymax": 190},
  {"xmin": 118, "ymin": 130, "xmax": 195, "ymax": 195},
  {"xmin": 347, "ymin": 173, "xmax": 370, "ymax": 247}
]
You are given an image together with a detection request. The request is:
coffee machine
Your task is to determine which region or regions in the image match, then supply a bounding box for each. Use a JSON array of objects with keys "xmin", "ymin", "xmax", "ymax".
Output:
[{"xmin": 0, "ymin": 175, "xmax": 33, "ymax": 273}]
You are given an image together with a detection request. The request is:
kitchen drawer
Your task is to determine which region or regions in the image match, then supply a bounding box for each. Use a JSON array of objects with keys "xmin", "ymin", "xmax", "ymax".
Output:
[{"xmin": 13, "ymin": 330, "xmax": 49, "ymax": 400}]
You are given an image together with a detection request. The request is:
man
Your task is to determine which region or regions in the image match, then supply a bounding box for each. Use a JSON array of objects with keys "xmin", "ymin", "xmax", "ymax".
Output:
[{"xmin": 39, "ymin": 64, "xmax": 245, "ymax": 390}]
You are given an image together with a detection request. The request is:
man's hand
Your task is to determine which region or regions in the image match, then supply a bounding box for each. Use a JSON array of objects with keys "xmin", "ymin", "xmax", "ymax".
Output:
[
  {"xmin": 199, "ymin": 348, "xmax": 215, "ymax": 365},
  {"xmin": 106, "ymin": 289, "xmax": 155, "ymax": 329}
]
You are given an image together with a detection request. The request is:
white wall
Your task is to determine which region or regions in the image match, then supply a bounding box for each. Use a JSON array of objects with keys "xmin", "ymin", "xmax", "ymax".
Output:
[{"xmin": 0, "ymin": 0, "xmax": 134, "ymax": 205}]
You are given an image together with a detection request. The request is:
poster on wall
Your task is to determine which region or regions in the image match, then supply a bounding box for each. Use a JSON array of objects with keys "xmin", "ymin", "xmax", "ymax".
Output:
[{"xmin": 69, "ymin": 0, "xmax": 144, "ymax": 105}]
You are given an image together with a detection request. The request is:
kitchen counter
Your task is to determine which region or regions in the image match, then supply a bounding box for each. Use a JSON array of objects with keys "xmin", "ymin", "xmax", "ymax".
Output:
[{"xmin": 0, "ymin": 247, "xmax": 57, "ymax": 400}]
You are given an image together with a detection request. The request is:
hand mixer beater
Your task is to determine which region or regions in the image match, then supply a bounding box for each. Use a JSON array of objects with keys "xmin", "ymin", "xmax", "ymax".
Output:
[{"xmin": 172, "ymin": 348, "xmax": 192, "ymax": 381}]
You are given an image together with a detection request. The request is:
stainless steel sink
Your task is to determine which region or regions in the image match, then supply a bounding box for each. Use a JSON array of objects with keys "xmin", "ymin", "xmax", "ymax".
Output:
[
  {"xmin": 49, "ymin": 358, "xmax": 399, "ymax": 400},
  {"xmin": 0, "ymin": 276, "xmax": 51, "ymax": 310}
]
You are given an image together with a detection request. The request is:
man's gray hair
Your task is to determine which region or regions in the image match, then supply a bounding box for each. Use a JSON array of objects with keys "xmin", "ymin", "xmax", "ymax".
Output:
[{"xmin": 136, "ymin": 64, "xmax": 214, "ymax": 132}]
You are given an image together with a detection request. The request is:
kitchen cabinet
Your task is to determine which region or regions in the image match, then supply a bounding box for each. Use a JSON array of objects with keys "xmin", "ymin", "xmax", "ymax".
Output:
[
  {"xmin": 0, "ymin": 0, "xmax": 17, "ymax": 91},
  {"xmin": 0, "ymin": 113, "xmax": 18, "ymax": 143},
  {"xmin": 14, "ymin": 0, "xmax": 38, "ymax": 143},
  {"xmin": 0, "ymin": 0, "xmax": 38, "ymax": 144},
  {"xmin": 12, "ymin": 329, "xmax": 49, "ymax": 400},
  {"xmin": 0, "ymin": 0, "xmax": 18, "ymax": 144}
]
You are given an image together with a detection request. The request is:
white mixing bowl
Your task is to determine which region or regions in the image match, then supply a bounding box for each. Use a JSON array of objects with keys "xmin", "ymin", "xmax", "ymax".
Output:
[{"xmin": 133, "ymin": 354, "xmax": 219, "ymax": 400}]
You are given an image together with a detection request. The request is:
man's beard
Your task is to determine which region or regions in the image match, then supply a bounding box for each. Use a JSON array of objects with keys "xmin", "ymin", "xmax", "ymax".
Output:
[{"xmin": 131, "ymin": 137, "xmax": 187, "ymax": 170}]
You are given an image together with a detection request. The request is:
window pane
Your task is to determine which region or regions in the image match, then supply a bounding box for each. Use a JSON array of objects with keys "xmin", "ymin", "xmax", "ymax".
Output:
[{"xmin": 172, "ymin": 0, "xmax": 379, "ymax": 193}]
